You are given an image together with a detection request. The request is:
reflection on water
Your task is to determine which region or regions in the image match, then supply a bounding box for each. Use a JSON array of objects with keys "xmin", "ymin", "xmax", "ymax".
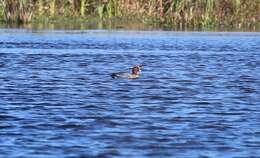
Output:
[
  {"xmin": 0, "ymin": 21, "xmax": 259, "ymax": 32},
  {"xmin": 0, "ymin": 29, "xmax": 260, "ymax": 157},
  {"xmin": 0, "ymin": 21, "xmax": 159, "ymax": 31}
]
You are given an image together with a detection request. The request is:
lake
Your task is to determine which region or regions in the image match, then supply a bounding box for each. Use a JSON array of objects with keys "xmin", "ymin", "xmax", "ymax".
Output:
[{"xmin": 0, "ymin": 29, "xmax": 259, "ymax": 157}]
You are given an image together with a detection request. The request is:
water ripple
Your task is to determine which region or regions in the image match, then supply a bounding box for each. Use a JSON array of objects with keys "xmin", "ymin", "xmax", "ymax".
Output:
[{"xmin": 0, "ymin": 30, "xmax": 259, "ymax": 157}]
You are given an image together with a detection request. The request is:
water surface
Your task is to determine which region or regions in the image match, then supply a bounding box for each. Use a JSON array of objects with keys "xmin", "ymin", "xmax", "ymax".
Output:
[{"xmin": 0, "ymin": 29, "xmax": 260, "ymax": 157}]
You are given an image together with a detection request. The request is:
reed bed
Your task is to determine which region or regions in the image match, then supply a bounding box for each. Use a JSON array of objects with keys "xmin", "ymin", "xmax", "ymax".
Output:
[{"xmin": 0, "ymin": 0, "xmax": 259, "ymax": 29}]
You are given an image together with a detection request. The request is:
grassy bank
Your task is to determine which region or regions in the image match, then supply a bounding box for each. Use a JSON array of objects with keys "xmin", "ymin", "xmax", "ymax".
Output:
[{"xmin": 0, "ymin": 0, "xmax": 259, "ymax": 30}]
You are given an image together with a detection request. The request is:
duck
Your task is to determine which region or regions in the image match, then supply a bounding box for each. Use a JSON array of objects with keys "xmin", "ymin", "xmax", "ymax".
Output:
[{"xmin": 111, "ymin": 65, "xmax": 143, "ymax": 79}]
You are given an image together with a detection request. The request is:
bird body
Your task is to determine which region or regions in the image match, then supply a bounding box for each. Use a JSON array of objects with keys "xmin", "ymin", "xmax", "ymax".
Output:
[{"xmin": 111, "ymin": 66, "xmax": 142, "ymax": 79}]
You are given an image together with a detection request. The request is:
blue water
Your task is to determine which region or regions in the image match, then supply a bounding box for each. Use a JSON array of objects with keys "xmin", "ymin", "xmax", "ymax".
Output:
[{"xmin": 0, "ymin": 29, "xmax": 260, "ymax": 157}]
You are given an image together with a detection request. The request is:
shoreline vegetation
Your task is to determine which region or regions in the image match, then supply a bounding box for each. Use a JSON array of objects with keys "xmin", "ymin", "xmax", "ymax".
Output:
[{"xmin": 0, "ymin": 0, "xmax": 259, "ymax": 31}]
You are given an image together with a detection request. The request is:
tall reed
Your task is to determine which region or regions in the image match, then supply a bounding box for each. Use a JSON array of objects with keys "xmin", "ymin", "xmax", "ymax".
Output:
[
  {"xmin": 1, "ymin": 0, "xmax": 34, "ymax": 23},
  {"xmin": 0, "ymin": 0, "xmax": 258, "ymax": 29}
]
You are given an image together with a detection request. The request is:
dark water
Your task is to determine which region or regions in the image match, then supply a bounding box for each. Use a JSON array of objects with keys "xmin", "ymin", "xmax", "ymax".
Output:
[{"xmin": 0, "ymin": 29, "xmax": 260, "ymax": 158}]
